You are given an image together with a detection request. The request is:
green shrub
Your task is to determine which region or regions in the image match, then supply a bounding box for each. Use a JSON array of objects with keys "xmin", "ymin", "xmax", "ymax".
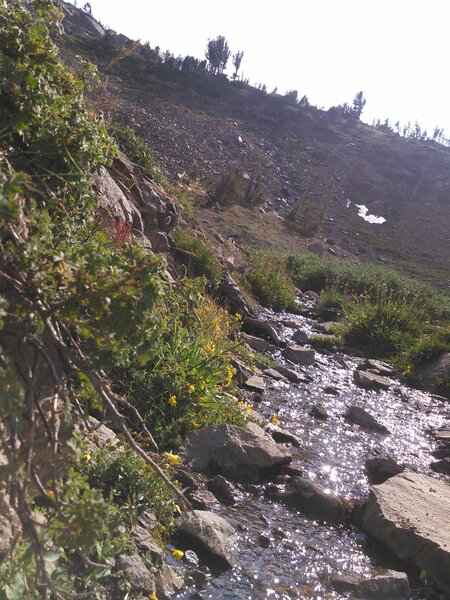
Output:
[
  {"xmin": 243, "ymin": 250, "xmax": 299, "ymax": 312},
  {"xmin": 172, "ymin": 229, "xmax": 222, "ymax": 290},
  {"xmin": 309, "ymin": 334, "xmax": 339, "ymax": 351},
  {"xmin": 315, "ymin": 288, "xmax": 345, "ymax": 317}
]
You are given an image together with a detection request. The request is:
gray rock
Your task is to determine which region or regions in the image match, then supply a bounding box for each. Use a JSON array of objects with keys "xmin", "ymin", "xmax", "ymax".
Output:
[
  {"xmin": 176, "ymin": 510, "xmax": 235, "ymax": 569},
  {"xmin": 116, "ymin": 554, "xmax": 155, "ymax": 593},
  {"xmin": 345, "ymin": 405, "xmax": 390, "ymax": 435},
  {"xmin": 302, "ymin": 290, "xmax": 320, "ymax": 302},
  {"xmin": 263, "ymin": 368, "xmax": 288, "ymax": 381},
  {"xmin": 207, "ymin": 475, "xmax": 239, "ymax": 505},
  {"xmin": 354, "ymin": 369, "xmax": 391, "ymax": 390},
  {"xmin": 323, "ymin": 385, "xmax": 339, "ymax": 395},
  {"xmin": 309, "ymin": 403, "xmax": 330, "ymax": 421},
  {"xmin": 271, "ymin": 428, "xmax": 301, "ymax": 448},
  {"xmin": 292, "ymin": 329, "xmax": 309, "ymax": 344},
  {"xmin": 418, "ymin": 352, "xmax": 450, "ymax": 396},
  {"xmin": 430, "ymin": 457, "xmax": 450, "ymax": 475},
  {"xmin": 61, "ymin": 2, "xmax": 106, "ymax": 37},
  {"xmin": 131, "ymin": 525, "xmax": 164, "ymax": 565},
  {"xmin": 433, "ymin": 427, "xmax": 450, "ymax": 446},
  {"xmin": 243, "ymin": 318, "xmax": 285, "ymax": 347},
  {"xmin": 240, "ymin": 333, "xmax": 275, "ymax": 353},
  {"xmin": 275, "ymin": 365, "xmax": 312, "ymax": 383},
  {"xmin": 281, "ymin": 318, "xmax": 302, "ymax": 328},
  {"xmin": 244, "ymin": 375, "xmax": 266, "ymax": 393},
  {"xmin": 222, "ymin": 271, "xmax": 253, "ymax": 318},
  {"xmin": 187, "ymin": 489, "xmax": 219, "ymax": 511},
  {"xmin": 363, "ymin": 471, "xmax": 450, "ymax": 594},
  {"xmin": 258, "ymin": 533, "xmax": 271, "ymax": 548},
  {"xmin": 315, "ymin": 321, "xmax": 338, "ymax": 334},
  {"xmin": 351, "ymin": 570, "xmax": 411, "ymax": 598},
  {"xmin": 279, "ymin": 477, "xmax": 344, "ymax": 523},
  {"xmin": 283, "ymin": 345, "xmax": 315, "ymax": 366},
  {"xmin": 183, "ymin": 423, "xmax": 291, "ymax": 483},
  {"xmin": 307, "ymin": 243, "xmax": 324, "ymax": 257},
  {"xmin": 155, "ymin": 564, "xmax": 184, "ymax": 600},
  {"xmin": 365, "ymin": 455, "xmax": 404, "ymax": 485},
  {"xmin": 358, "ymin": 358, "xmax": 395, "ymax": 376}
]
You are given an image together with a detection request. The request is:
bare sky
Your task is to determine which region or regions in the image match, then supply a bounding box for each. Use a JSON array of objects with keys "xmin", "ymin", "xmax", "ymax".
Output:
[{"xmin": 69, "ymin": 0, "xmax": 450, "ymax": 135}]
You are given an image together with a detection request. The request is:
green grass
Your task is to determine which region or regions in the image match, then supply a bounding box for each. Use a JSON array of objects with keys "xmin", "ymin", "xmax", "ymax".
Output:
[{"xmin": 172, "ymin": 229, "xmax": 222, "ymax": 290}]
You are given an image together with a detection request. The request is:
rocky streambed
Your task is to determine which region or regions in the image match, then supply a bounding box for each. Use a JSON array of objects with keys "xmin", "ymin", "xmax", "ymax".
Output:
[{"xmin": 170, "ymin": 302, "xmax": 450, "ymax": 600}]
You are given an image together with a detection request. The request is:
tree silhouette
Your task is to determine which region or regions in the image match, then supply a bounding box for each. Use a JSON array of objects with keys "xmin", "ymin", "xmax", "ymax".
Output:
[
  {"xmin": 205, "ymin": 35, "xmax": 231, "ymax": 75},
  {"xmin": 232, "ymin": 50, "xmax": 244, "ymax": 80},
  {"xmin": 352, "ymin": 91, "xmax": 366, "ymax": 118}
]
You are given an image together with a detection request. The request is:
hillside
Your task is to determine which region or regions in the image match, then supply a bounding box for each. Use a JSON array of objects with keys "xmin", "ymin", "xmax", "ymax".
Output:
[{"xmin": 60, "ymin": 5, "xmax": 449, "ymax": 288}]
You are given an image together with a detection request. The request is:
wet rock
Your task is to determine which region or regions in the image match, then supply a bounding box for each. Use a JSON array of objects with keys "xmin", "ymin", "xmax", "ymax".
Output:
[
  {"xmin": 271, "ymin": 428, "xmax": 301, "ymax": 448},
  {"xmin": 323, "ymin": 385, "xmax": 339, "ymax": 395},
  {"xmin": 292, "ymin": 329, "xmax": 309, "ymax": 344},
  {"xmin": 243, "ymin": 318, "xmax": 285, "ymax": 347},
  {"xmin": 353, "ymin": 369, "xmax": 391, "ymax": 390},
  {"xmin": 155, "ymin": 564, "xmax": 184, "ymax": 600},
  {"xmin": 137, "ymin": 510, "xmax": 158, "ymax": 532},
  {"xmin": 363, "ymin": 471, "xmax": 450, "ymax": 594},
  {"xmin": 183, "ymin": 423, "xmax": 291, "ymax": 483},
  {"xmin": 279, "ymin": 477, "xmax": 344, "ymax": 523},
  {"xmin": 281, "ymin": 318, "xmax": 302, "ymax": 328},
  {"xmin": 430, "ymin": 457, "xmax": 450, "ymax": 475},
  {"xmin": 432, "ymin": 447, "xmax": 450, "ymax": 459},
  {"xmin": 240, "ymin": 333, "xmax": 275, "ymax": 354},
  {"xmin": 309, "ymin": 403, "xmax": 330, "ymax": 421},
  {"xmin": 365, "ymin": 455, "xmax": 405, "ymax": 485},
  {"xmin": 183, "ymin": 549, "xmax": 199, "ymax": 566},
  {"xmin": 187, "ymin": 489, "xmax": 219, "ymax": 510},
  {"xmin": 315, "ymin": 321, "xmax": 338, "ymax": 334},
  {"xmin": 175, "ymin": 510, "xmax": 235, "ymax": 569},
  {"xmin": 275, "ymin": 365, "xmax": 312, "ymax": 383},
  {"xmin": 358, "ymin": 358, "xmax": 395, "ymax": 376},
  {"xmin": 283, "ymin": 345, "xmax": 315, "ymax": 366},
  {"xmin": 258, "ymin": 533, "xmax": 271, "ymax": 548},
  {"xmin": 345, "ymin": 405, "xmax": 390, "ymax": 435},
  {"xmin": 280, "ymin": 464, "xmax": 304, "ymax": 477},
  {"xmin": 116, "ymin": 554, "xmax": 156, "ymax": 594},
  {"xmin": 433, "ymin": 427, "xmax": 450, "ymax": 446},
  {"xmin": 302, "ymin": 290, "xmax": 319, "ymax": 303},
  {"xmin": 207, "ymin": 475, "xmax": 238, "ymax": 505},
  {"xmin": 329, "ymin": 570, "xmax": 410, "ymax": 598},
  {"xmin": 244, "ymin": 375, "xmax": 266, "ymax": 393},
  {"xmin": 417, "ymin": 352, "xmax": 450, "ymax": 397},
  {"xmin": 263, "ymin": 368, "xmax": 288, "ymax": 381},
  {"xmin": 132, "ymin": 525, "xmax": 164, "ymax": 565}
]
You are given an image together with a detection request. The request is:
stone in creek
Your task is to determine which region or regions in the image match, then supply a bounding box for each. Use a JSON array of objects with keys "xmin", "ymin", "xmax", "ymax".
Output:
[
  {"xmin": 175, "ymin": 510, "xmax": 235, "ymax": 569},
  {"xmin": 430, "ymin": 457, "xmax": 450, "ymax": 475},
  {"xmin": 323, "ymin": 385, "xmax": 339, "ymax": 395},
  {"xmin": 271, "ymin": 428, "xmax": 301, "ymax": 448},
  {"xmin": 131, "ymin": 525, "xmax": 164, "ymax": 565},
  {"xmin": 365, "ymin": 455, "xmax": 405, "ymax": 485},
  {"xmin": 353, "ymin": 369, "xmax": 391, "ymax": 390},
  {"xmin": 329, "ymin": 570, "xmax": 411, "ymax": 599},
  {"xmin": 282, "ymin": 345, "xmax": 315, "ymax": 366},
  {"xmin": 243, "ymin": 317, "xmax": 286, "ymax": 347},
  {"xmin": 116, "ymin": 554, "xmax": 155, "ymax": 594},
  {"xmin": 309, "ymin": 403, "xmax": 330, "ymax": 421},
  {"xmin": 239, "ymin": 333, "xmax": 276, "ymax": 354},
  {"xmin": 291, "ymin": 329, "xmax": 309, "ymax": 344},
  {"xmin": 187, "ymin": 489, "xmax": 219, "ymax": 511},
  {"xmin": 363, "ymin": 471, "xmax": 450, "ymax": 594},
  {"xmin": 244, "ymin": 375, "xmax": 266, "ymax": 393},
  {"xmin": 275, "ymin": 365, "xmax": 312, "ymax": 383},
  {"xmin": 432, "ymin": 447, "xmax": 450, "ymax": 459},
  {"xmin": 279, "ymin": 476, "xmax": 344, "ymax": 523},
  {"xmin": 433, "ymin": 427, "xmax": 450, "ymax": 446},
  {"xmin": 207, "ymin": 475, "xmax": 239, "ymax": 505},
  {"xmin": 345, "ymin": 405, "xmax": 390, "ymax": 435},
  {"xmin": 182, "ymin": 423, "xmax": 291, "ymax": 483},
  {"xmin": 315, "ymin": 321, "xmax": 338, "ymax": 334},
  {"xmin": 358, "ymin": 358, "xmax": 395, "ymax": 376},
  {"xmin": 263, "ymin": 367, "xmax": 288, "ymax": 381},
  {"xmin": 257, "ymin": 533, "xmax": 271, "ymax": 548},
  {"xmin": 155, "ymin": 564, "xmax": 184, "ymax": 600}
]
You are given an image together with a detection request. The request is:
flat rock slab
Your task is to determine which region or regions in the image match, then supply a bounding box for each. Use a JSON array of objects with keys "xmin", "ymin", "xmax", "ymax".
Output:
[
  {"xmin": 263, "ymin": 368, "xmax": 288, "ymax": 381},
  {"xmin": 183, "ymin": 423, "xmax": 291, "ymax": 483},
  {"xmin": 176, "ymin": 510, "xmax": 235, "ymax": 569},
  {"xmin": 243, "ymin": 318, "xmax": 285, "ymax": 347},
  {"xmin": 358, "ymin": 358, "xmax": 395, "ymax": 376},
  {"xmin": 279, "ymin": 476, "xmax": 344, "ymax": 523},
  {"xmin": 275, "ymin": 365, "xmax": 312, "ymax": 383},
  {"xmin": 363, "ymin": 471, "xmax": 450, "ymax": 593},
  {"xmin": 283, "ymin": 345, "xmax": 315, "ymax": 366},
  {"xmin": 430, "ymin": 457, "xmax": 450, "ymax": 475},
  {"xmin": 345, "ymin": 405, "xmax": 390, "ymax": 435},
  {"xmin": 329, "ymin": 570, "xmax": 410, "ymax": 599},
  {"xmin": 240, "ymin": 333, "xmax": 275, "ymax": 354},
  {"xmin": 292, "ymin": 329, "xmax": 309, "ymax": 344},
  {"xmin": 244, "ymin": 375, "xmax": 266, "ymax": 393},
  {"xmin": 354, "ymin": 369, "xmax": 391, "ymax": 390}
]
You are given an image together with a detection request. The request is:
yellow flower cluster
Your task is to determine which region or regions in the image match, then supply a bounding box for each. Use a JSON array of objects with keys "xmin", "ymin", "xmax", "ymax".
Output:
[
  {"xmin": 224, "ymin": 364, "xmax": 236, "ymax": 387},
  {"xmin": 165, "ymin": 451, "xmax": 181, "ymax": 467},
  {"xmin": 172, "ymin": 548, "xmax": 184, "ymax": 561},
  {"xmin": 271, "ymin": 414, "xmax": 280, "ymax": 426},
  {"xmin": 168, "ymin": 395, "xmax": 177, "ymax": 406},
  {"xmin": 186, "ymin": 383, "xmax": 195, "ymax": 394}
]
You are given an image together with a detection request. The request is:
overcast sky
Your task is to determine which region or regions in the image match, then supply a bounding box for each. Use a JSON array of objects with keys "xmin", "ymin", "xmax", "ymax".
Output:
[{"xmin": 69, "ymin": 0, "xmax": 449, "ymax": 135}]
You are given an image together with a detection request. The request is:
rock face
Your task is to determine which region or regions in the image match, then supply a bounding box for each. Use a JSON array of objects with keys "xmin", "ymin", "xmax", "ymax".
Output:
[
  {"xmin": 353, "ymin": 369, "xmax": 391, "ymax": 390},
  {"xmin": 279, "ymin": 477, "xmax": 344, "ymax": 523},
  {"xmin": 363, "ymin": 471, "xmax": 450, "ymax": 593},
  {"xmin": 183, "ymin": 423, "xmax": 291, "ymax": 483},
  {"xmin": 176, "ymin": 510, "xmax": 235, "ymax": 568},
  {"xmin": 116, "ymin": 554, "xmax": 155, "ymax": 594},
  {"xmin": 345, "ymin": 405, "xmax": 390, "ymax": 435},
  {"xmin": 283, "ymin": 345, "xmax": 315, "ymax": 366}
]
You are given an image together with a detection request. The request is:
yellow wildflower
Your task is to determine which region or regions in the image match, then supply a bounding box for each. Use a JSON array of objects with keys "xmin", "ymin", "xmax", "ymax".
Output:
[
  {"xmin": 246, "ymin": 404, "xmax": 252, "ymax": 415},
  {"xmin": 237, "ymin": 400, "xmax": 244, "ymax": 406},
  {"xmin": 149, "ymin": 593, "xmax": 158, "ymax": 600},
  {"xmin": 157, "ymin": 523, "xmax": 166, "ymax": 534},
  {"xmin": 46, "ymin": 490, "xmax": 54, "ymax": 499},
  {"xmin": 168, "ymin": 395, "xmax": 177, "ymax": 407},
  {"xmin": 271, "ymin": 414, "xmax": 280, "ymax": 426},
  {"xmin": 165, "ymin": 451, "xmax": 181, "ymax": 467},
  {"xmin": 82, "ymin": 452, "xmax": 91, "ymax": 462},
  {"xmin": 186, "ymin": 384, "xmax": 195, "ymax": 394},
  {"xmin": 190, "ymin": 421, "xmax": 201, "ymax": 430},
  {"xmin": 172, "ymin": 549, "xmax": 184, "ymax": 561},
  {"xmin": 198, "ymin": 378, "xmax": 206, "ymax": 390}
]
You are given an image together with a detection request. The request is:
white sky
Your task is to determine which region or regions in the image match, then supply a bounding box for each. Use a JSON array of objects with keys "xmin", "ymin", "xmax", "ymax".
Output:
[{"xmin": 70, "ymin": 0, "xmax": 450, "ymax": 135}]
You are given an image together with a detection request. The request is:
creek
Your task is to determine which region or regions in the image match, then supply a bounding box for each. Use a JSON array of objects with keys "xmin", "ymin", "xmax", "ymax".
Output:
[{"xmin": 175, "ymin": 307, "xmax": 448, "ymax": 600}]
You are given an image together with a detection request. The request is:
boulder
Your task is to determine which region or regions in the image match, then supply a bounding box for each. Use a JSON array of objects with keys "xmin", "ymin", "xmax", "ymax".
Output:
[
  {"xmin": 243, "ymin": 318, "xmax": 285, "ymax": 347},
  {"xmin": 418, "ymin": 352, "xmax": 450, "ymax": 396},
  {"xmin": 187, "ymin": 489, "xmax": 219, "ymax": 511},
  {"xmin": 353, "ymin": 369, "xmax": 391, "ymax": 390},
  {"xmin": 430, "ymin": 457, "xmax": 450, "ymax": 475},
  {"xmin": 221, "ymin": 271, "xmax": 254, "ymax": 318},
  {"xmin": 244, "ymin": 375, "xmax": 266, "ymax": 393},
  {"xmin": 365, "ymin": 455, "xmax": 405, "ymax": 485},
  {"xmin": 329, "ymin": 570, "xmax": 410, "ymax": 599},
  {"xmin": 240, "ymin": 333, "xmax": 276, "ymax": 353},
  {"xmin": 175, "ymin": 510, "xmax": 235, "ymax": 569},
  {"xmin": 131, "ymin": 525, "xmax": 164, "ymax": 565},
  {"xmin": 345, "ymin": 405, "xmax": 390, "ymax": 435},
  {"xmin": 283, "ymin": 345, "xmax": 315, "ymax": 366},
  {"xmin": 155, "ymin": 564, "xmax": 184, "ymax": 600},
  {"xmin": 61, "ymin": 2, "xmax": 106, "ymax": 37},
  {"xmin": 279, "ymin": 477, "xmax": 344, "ymax": 523},
  {"xmin": 275, "ymin": 365, "xmax": 312, "ymax": 383},
  {"xmin": 309, "ymin": 403, "xmax": 330, "ymax": 421},
  {"xmin": 183, "ymin": 423, "xmax": 291, "ymax": 483},
  {"xmin": 263, "ymin": 368, "xmax": 288, "ymax": 381},
  {"xmin": 315, "ymin": 321, "xmax": 338, "ymax": 335},
  {"xmin": 116, "ymin": 554, "xmax": 155, "ymax": 594},
  {"xmin": 363, "ymin": 471, "xmax": 450, "ymax": 593},
  {"xmin": 358, "ymin": 358, "xmax": 395, "ymax": 376},
  {"xmin": 292, "ymin": 329, "xmax": 309, "ymax": 344},
  {"xmin": 271, "ymin": 428, "xmax": 301, "ymax": 448},
  {"xmin": 207, "ymin": 475, "xmax": 239, "ymax": 505}
]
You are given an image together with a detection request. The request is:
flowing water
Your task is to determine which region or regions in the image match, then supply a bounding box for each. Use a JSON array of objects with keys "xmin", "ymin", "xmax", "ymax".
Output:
[{"xmin": 175, "ymin": 309, "xmax": 449, "ymax": 600}]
